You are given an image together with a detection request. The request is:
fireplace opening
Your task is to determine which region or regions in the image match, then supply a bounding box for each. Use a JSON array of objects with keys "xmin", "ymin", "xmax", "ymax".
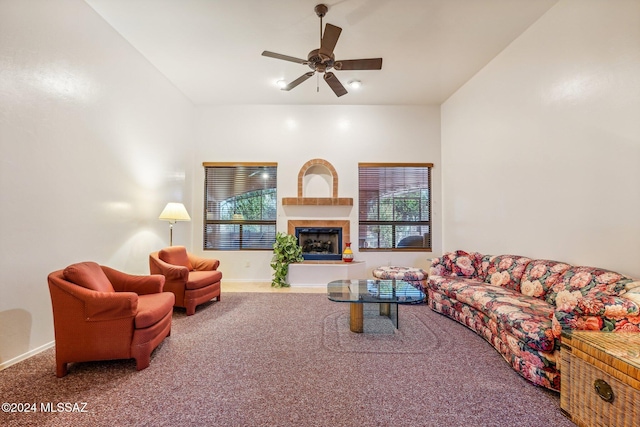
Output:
[{"xmin": 295, "ymin": 227, "xmax": 343, "ymax": 261}]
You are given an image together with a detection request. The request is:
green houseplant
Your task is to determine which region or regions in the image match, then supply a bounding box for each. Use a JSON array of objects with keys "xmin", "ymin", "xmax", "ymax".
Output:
[{"xmin": 270, "ymin": 232, "xmax": 304, "ymax": 288}]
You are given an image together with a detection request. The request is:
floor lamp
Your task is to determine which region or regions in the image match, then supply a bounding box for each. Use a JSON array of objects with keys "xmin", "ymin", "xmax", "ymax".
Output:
[{"xmin": 159, "ymin": 202, "xmax": 191, "ymax": 246}]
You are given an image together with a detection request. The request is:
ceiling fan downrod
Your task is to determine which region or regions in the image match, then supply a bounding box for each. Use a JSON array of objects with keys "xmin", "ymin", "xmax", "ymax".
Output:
[{"xmin": 315, "ymin": 4, "xmax": 328, "ymax": 44}]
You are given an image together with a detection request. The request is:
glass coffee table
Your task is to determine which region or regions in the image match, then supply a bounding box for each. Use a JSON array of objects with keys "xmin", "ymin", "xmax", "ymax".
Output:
[{"xmin": 327, "ymin": 279, "xmax": 425, "ymax": 333}]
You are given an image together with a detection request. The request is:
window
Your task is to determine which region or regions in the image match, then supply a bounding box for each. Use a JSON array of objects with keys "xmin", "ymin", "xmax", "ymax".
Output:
[
  {"xmin": 358, "ymin": 163, "xmax": 432, "ymax": 251},
  {"xmin": 203, "ymin": 162, "xmax": 277, "ymax": 250}
]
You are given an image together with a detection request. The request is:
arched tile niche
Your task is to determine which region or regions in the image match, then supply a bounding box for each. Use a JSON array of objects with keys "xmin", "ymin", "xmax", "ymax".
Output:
[{"xmin": 282, "ymin": 158, "xmax": 353, "ymax": 206}]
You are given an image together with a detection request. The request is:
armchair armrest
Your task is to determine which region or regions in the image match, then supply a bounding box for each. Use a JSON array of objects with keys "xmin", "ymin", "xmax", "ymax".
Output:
[
  {"xmin": 149, "ymin": 255, "xmax": 189, "ymax": 282},
  {"xmin": 102, "ymin": 266, "xmax": 166, "ymax": 295},
  {"xmin": 49, "ymin": 276, "xmax": 138, "ymax": 321},
  {"xmin": 83, "ymin": 290, "xmax": 138, "ymax": 321},
  {"xmin": 188, "ymin": 253, "xmax": 220, "ymax": 271}
]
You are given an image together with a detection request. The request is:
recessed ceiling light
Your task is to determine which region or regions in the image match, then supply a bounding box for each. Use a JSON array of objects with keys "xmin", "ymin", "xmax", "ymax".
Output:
[
  {"xmin": 348, "ymin": 80, "xmax": 362, "ymax": 89},
  {"xmin": 276, "ymin": 79, "xmax": 287, "ymax": 89}
]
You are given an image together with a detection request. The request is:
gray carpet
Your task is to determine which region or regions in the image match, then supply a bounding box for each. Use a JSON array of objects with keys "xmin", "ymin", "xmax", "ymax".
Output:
[{"xmin": 0, "ymin": 293, "xmax": 576, "ymax": 426}]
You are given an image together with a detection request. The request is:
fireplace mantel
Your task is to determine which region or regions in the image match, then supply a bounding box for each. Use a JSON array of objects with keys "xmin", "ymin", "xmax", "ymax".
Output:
[{"xmin": 282, "ymin": 197, "xmax": 352, "ymax": 206}]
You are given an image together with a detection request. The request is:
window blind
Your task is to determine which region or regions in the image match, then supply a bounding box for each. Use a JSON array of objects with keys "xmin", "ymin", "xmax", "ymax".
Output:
[
  {"xmin": 358, "ymin": 163, "xmax": 432, "ymax": 251},
  {"xmin": 203, "ymin": 163, "xmax": 277, "ymax": 250}
]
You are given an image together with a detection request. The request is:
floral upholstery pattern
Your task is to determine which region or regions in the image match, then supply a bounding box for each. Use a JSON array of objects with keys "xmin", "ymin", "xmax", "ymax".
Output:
[
  {"xmin": 433, "ymin": 276, "xmax": 555, "ymax": 352},
  {"xmin": 373, "ymin": 266, "xmax": 427, "ymax": 282},
  {"xmin": 547, "ymin": 266, "xmax": 633, "ymax": 305},
  {"xmin": 428, "ymin": 250, "xmax": 640, "ymax": 392},
  {"xmin": 429, "ymin": 250, "xmax": 484, "ymax": 279},
  {"xmin": 372, "ymin": 266, "xmax": 427, "ymax": 297},
  {"xmin": 429, "ymin": 290, "xmax": 560, "ymax": 390},
  {"xmin": 482, "ymin": 255, "xmax": 532, "ymax": 292},
  {"xmin": 520, "ymin": 259, "xmax": 571, "ymax": 299}
]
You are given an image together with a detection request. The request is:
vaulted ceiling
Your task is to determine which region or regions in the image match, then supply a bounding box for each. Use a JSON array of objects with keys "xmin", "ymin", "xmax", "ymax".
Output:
[{"xmin": 84, "ymin": 0, "xmax": 558, "ymax": 105}]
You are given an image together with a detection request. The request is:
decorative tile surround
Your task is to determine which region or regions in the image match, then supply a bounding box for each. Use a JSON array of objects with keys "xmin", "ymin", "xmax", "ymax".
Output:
[{"xmin": 282, "ymin": 158, "xmax": 353, "ymax": 206}]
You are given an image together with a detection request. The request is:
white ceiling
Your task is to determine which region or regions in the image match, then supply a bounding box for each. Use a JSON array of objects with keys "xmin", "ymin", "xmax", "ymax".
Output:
[{"xmin": 84, "ymin": 0, "xmax": 558, "ymax": 106}]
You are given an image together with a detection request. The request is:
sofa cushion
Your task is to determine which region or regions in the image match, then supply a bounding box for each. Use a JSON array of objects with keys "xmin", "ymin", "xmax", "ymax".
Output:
[
  {"xmin": 520, "ymin": 260, "xmax": 571, "ymax": 300},
  {"xmin": 435, "ymin": 250, "xmax": 484, "ymax": 278},
  {"xmin": 482, "ymin": 255, "xmax": 532, "ymax": 292},
  {"xmin": 64, "ymin": 262, "xmax": 115, "ymax": 293},
  {"xmin": 186, "ymin": 270, "xmax": 222, "ymax": 290},
  {"xmin": 432, "ymin": 276, "xmax": 556, "ymax": 352},
  {"xmin": 135, "ymin": 292, "xmax": 175, "ymax": 329},
  {"xmin": 546, "ymin": 266, "xmax": 633, "ymax": 307},
  {"xmin": 159, "ymin": 246, "xmax": 193, "ymax": 271}
]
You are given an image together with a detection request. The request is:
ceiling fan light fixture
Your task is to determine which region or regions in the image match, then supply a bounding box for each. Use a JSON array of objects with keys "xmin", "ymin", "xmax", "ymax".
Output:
[
  {"xmin": 276, "ymin": 79, "xmax": 287, "ymax": 88},
  {"xmin": 348, "ymin": 80, "xmax": 362, "ymax": 89}
]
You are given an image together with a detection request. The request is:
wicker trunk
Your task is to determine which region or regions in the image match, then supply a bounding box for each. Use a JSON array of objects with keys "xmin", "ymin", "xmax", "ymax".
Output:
[{"xmin": 560, "ymin": 331, "xmax": 640, "ymax": 427}]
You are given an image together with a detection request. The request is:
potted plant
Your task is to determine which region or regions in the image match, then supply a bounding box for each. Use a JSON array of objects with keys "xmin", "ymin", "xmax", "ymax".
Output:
[{"xmin": 270, "ymin": 232, "xmax": 304, "ymax": 288}]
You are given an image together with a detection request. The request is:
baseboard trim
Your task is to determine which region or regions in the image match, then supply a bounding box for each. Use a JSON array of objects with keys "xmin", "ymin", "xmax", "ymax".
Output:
[{"xmin": 0, "ymin": 341, "xmax": 54, "ymax": 372}]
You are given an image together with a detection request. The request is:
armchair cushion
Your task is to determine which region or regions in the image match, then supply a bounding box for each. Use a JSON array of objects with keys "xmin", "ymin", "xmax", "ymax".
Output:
[
  {"xmin": 64, "ymin": 262, "xmax": 115, "ymax": 293},
  {"xmin": 135, "ymin": 293, "xmax": 176, "ymax": 329},
  {"xmin": 159, "ymin": 246, "xmax": 193, "ymax": 270},
  {"xmin": 186, "ymin": 270, "xmax": 223, "ymax": 290}
]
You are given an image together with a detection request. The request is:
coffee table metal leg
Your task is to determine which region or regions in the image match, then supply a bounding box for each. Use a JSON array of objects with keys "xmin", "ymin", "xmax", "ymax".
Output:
[{"xmin": 350, "ymin": 303, "xmax": 364, "ymax": 333}]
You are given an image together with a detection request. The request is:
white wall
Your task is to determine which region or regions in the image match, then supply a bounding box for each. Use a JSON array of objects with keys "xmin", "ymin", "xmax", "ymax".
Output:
[
  {"xmin": 441, "ymin": 0, "xmax": 640, "ymax": 277},
  {"xmin": 193, "ymin": 105, "xmax": 441, "ymax": 282},
  {"xmin": 0, "ymin": 0, "xmax": 195, "ymax": 368}
]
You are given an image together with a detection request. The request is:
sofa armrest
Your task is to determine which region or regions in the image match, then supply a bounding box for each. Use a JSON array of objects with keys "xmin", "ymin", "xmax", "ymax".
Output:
[
  {"xmin": 101, "ymin": 266, "xmax": 166, "ymax": 295},
  {"xmin": 554, "ymin": 295, "xmax": 640, "ymax": 333},
  {"xmin": 188, "ymin": 253, "xmax": 219, "ymax": 271},
  {"xmin": 429, "ymin": 256, "xmax": 451, "ymax": 277},
  {"xmin": 429, "ymin": 250, "xmax": 480, "ymax": 278},
  {"xmin": 556, "ymin": 295, "xmax": 639, "ymax": 317}
]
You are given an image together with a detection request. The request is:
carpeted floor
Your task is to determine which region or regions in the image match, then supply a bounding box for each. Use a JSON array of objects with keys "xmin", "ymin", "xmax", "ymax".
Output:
[{"xmin": 0, "ymin": 293, "xmax": 576, "ymax": 426}]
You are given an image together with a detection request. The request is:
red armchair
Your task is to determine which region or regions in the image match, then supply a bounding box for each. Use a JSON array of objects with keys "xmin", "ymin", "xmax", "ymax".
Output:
[
  {"xmin": 47, "ymin": 262, "xmax": 174, "ymax": 377},
  {"xmin": 149, "ymin": 246, "xmax": 222, "ymax": 315}
]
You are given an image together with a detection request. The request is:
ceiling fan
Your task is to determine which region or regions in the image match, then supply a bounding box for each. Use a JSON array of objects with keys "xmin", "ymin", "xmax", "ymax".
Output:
[{"xmin": 261, "ymin": 3, "xmax": 383, "ymax": 97}]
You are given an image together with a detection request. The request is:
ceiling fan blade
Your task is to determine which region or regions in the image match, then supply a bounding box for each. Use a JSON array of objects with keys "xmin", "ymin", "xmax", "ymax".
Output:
[
  {"xmin": 282, "ymin": 72, "xmax": 315, "ymax": 91},
  {"xmin": 324, "ymin": 72, "xmax": 347, "ymax": 97},
  {"xmin": 262, "ymin": 51, "xmax": 307, "ymax": 64},
  {"xmin": 319, "ymin": 23, "xmax": 342, "ymax": 59},
  {"xmin": 334, "ymin": 58, "xmax": 383, "ymax": 70}
]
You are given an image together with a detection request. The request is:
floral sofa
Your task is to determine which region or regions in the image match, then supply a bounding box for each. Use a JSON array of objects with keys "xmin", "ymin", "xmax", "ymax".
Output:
[{"xmin": 428, "ymin": 250, "xmax": 640, "ymax": 391}]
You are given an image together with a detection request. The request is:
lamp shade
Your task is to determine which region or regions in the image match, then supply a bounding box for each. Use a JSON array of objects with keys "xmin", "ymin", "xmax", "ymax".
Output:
[{"xmin": 159, "ymin": 203, "xmax": 191, "ymax": 222}]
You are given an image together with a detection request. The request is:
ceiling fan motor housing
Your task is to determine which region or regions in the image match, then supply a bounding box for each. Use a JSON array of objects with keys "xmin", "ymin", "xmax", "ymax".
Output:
[{"xmin": 307, "ymin": 49, "xmax": 335, "ymax": 72}]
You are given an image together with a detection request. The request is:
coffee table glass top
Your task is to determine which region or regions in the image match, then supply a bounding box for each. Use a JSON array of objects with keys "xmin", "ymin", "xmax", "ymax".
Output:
[{"xmin": 327, "ymin": 279, "xmax": 425, "ymax": 304}]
